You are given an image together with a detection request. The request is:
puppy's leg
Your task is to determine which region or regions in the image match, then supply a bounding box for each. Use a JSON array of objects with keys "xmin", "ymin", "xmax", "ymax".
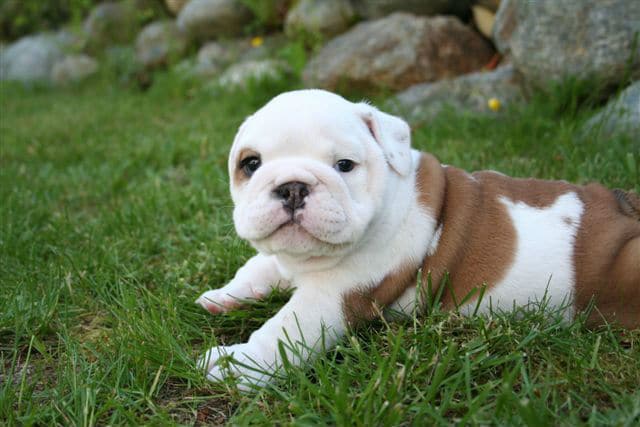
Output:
[
  {"xmin": 200, "ymin": 286, "xmax": 346, "ymax": 390},
  {"xmin": 196, "ymin": 254, "xmax": 290, "ymax": 314}
]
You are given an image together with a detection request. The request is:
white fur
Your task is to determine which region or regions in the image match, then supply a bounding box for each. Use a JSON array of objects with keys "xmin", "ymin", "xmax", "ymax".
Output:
[{"xmin": 460, "ymin": 192, "xmax": 584, "ymax": 319}]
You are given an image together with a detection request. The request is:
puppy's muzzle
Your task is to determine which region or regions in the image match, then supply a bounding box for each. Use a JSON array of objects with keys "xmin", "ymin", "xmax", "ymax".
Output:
[{"xmin": 273, "ymin": 181, "xmax": 310, "ymax": 214}]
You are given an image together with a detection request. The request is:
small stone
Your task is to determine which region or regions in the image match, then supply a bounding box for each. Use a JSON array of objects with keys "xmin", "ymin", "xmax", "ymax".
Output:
[
  {"xmin": 177, "ymin": 0, "xmax": 253, "ymax": 41},
  {"xmin": 191, "ymin": 40, "xmax": 247, "ymax": 77},
  {"xmin": 284, "ymin": 0, "xmax": 355, "ymax": 39},
  {"xmin": 219, "ymin": 59, "xmax": 290, "ymax": 88},
  {"xmin": 51, "ymin": 54, "xmax": 99, "ymax": 85},
  {"xmin": 135, "ymin": 20, "xmax": 190, "ymax": 69},
  {"xmin": 472, "ymin": 5, "xmax": 495, "ymax": 39}
]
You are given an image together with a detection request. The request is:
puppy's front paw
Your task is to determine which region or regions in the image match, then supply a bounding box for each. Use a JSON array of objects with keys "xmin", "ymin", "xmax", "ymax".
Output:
[
  {"xmin": 199, "ymin": 343, "xmax": 276, "ymax": 391},
  {"xmin": 196, "ymin": 281, "xmax": 271, "ymax": 315},
  {"xmin": 196, "ymin": 289, "xmax": 244, "ymax": 314}
]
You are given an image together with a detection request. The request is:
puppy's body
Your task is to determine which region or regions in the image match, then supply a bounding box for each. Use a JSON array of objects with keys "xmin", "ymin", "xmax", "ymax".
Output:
[
  {"xmin": 197, "ymin": 90, "xmax": 640, "ymax": 389},
  {"xmin": 379, "ymin": 154, "xmax": 640, "ymax": 327}
]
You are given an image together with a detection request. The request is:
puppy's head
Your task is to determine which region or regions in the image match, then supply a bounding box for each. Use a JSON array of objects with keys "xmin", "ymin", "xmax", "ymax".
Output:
[{"xmin": 228, "ymin": 89, "xmax": 412, "ymax": 261}]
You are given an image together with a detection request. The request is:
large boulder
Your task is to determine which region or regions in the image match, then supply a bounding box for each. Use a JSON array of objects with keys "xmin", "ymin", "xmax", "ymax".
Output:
[
  {"xmin": 51, "ymin": 54, "xmax": 99, "ymax": 85},
  {"xmin": 284, "ymin": 0, "xmax": 355, "ymax": 39},
  {"xmin": 392, "ymin": 64, "xmax": 525, "ymax": 124},
  {"xmin": 177, "ymin": 0, "xmax": 253, "ymax": 41},
  {"xmin": 351, "ymin": 0, "xmax": 472, "ymax": 19},
  {"xmin": 84, "ymin": 1, "xmax": 140, "ymax": 52},
  {"xmin": 582, "ymin": 81, "xmax": 640, "ymax": 138},
  {"xmin": 0, "ymin": 34, "xmax": 65, "ymax": 82},
  {"xmin": 303, "ymin": 13, "xmax": 494, "ymax": 91},
  {"xmin": 135, "ymin": 20, "xmax": 190, "ymax": 69},
  {"xmin": 493, "ymin": 0, "xmax": 640, "ymax": 88}
]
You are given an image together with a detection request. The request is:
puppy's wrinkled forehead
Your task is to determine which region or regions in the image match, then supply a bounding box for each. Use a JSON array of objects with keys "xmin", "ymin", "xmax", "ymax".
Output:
[{"xmin": 230, "ymin": 90, "xmax": 368, "ymax": 162}]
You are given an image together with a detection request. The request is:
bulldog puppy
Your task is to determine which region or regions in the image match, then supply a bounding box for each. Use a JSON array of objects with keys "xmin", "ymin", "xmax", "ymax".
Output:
[{"xmin": 197, "ymin": 89, "xmax": 640, "ymax": 389}]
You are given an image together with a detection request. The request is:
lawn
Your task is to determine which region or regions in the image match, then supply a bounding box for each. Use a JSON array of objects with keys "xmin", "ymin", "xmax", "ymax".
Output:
[{"xmin": 1, "ymin": 71, "xmax": 639, "ymax": 426}]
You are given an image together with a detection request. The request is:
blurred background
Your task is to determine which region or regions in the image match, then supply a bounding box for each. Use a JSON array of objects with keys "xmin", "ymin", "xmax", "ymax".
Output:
[{"xmin": 0, "ymin": 0, "xmax": 638, "ymax": 134}]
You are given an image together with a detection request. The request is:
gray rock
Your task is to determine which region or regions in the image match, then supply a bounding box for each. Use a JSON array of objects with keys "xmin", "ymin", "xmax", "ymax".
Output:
[
  {"xmin": 188, "ymin": 35, "xmax": 287, "ymax": 78},
  {"xmin": 351, "ymin": 0, "xmax": 472, "ymax": 19},
  {"xmin": 191, "ymin": 40, "xmax": 244, "ymax": 76},
  {"xmin": 285, "ymin": 0, "xmax": 355, "ymax": 39},
  {"xmin": 392, "ymin": 64, "xmax": 526, "ymax": 124},
  {"xmin": 493, "ymin": 0, "xmax": 640, "ymax": 88},
  {"xmin": 135, "ymin": 20, "xmax": 190, "ymax": 69},
  {"xmin": 51, "ymin": 54, "xmax": 99, "ymax": 85},
  {"xmin": 0, "ymin": 34, "xmax": 65, "ymax": 82},
  {"xmin": 492, "ymin": 0, "xmax": 515, "ymax": 55},
  {"xmin": 177, "ymin": 0, "xmax": 253, "ymax": 41},
  {"xmin": 84, "ymin": 1, "xmax": 139, "ymax": 52},
  {"xmin": 583, "ymin": 81, "xmax": 640, "ymax": 138},
  {"xmin": 219, "ymin": 59, "xmax": 290, "ymax": 88},
  {"xmin": 303, "ymin": 13, "xmax": 494, "ymax": 91}
]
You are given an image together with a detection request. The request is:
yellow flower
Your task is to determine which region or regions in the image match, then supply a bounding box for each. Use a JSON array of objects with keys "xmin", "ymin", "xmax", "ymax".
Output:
[
  {"xmin": 251, "ymin": 36, "xmax": 264, "ymax": 48},
  {"xmin": 488, "ymin": 97, "xmax": 501, "ymax": 112}
]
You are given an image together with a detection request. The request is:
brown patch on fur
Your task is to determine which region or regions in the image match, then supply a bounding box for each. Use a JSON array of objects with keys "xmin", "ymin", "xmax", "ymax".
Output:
[
  {"xmin": 418, "ymin": 167, "xmax": 524, "ymax": 308},
  {"xmin": 343, "ymin": 263, "xmax": 419, "ymax": 327},
  {"xmin": 415, "ymin": 153, "xmax": 446, "ymax": 220},
  {"xmin": 232, "ymin": 148, "xmax": 260, "ymax": 186},
  {"xmin": 572, "ymin": 184, "xmax": 640, "ymax": 328}
]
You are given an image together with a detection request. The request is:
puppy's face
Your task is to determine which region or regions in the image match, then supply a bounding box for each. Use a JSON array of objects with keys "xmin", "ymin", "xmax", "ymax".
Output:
[{"xmin": 228, "ymin": 90, "xmax": 412, "ymax": 261}]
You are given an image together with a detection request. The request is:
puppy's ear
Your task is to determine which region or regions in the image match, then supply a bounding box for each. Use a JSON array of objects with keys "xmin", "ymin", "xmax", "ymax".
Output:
[{"xmin": 357, "ymin": 103, "xmax": 412, "ymax": 176}]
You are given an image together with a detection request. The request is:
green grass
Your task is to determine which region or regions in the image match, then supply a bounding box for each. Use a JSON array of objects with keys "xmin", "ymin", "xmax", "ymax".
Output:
[{"xmin": 1, "ymin": 71, "xmax": 639, "ymax": 426}]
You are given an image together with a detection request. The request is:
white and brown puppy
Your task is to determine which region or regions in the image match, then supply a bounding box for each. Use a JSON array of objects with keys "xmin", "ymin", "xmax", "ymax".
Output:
[{"xmin": 197, "ymin": 89, "xmax": 640, "ymax": 389}]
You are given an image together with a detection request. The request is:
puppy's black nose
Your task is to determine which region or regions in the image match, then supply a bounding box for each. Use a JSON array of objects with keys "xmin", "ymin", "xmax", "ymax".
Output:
[{"xmin": 273, "ymin": 181, "xmax": 309, "ymax": 213}]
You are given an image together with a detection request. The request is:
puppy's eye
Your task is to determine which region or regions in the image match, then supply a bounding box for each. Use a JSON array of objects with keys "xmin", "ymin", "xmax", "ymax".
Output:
[
  {"xmin": 240, "ymin": 156, "xmax": 261, "ymax": 177},
  {"xmin": 335, "ymin": 159, "xmax": 356, "ymax": 173}
]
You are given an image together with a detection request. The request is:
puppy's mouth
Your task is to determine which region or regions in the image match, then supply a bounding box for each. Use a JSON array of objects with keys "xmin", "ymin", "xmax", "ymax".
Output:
[{"xmin": 273, "ymin": 215, "xmax": 305, "ymax": 234}]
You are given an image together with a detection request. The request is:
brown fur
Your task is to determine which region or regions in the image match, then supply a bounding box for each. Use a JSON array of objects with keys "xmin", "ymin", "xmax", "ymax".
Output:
[
  {"xmin": 342, "ymin": 152, "xmax": 640, "ymax": 328},
  {"xmin": 613, "ymin": 189, "xmax": 640, "ymax": 220},
  {"xmin": 232, "ymin": 148, "xmax": 259, "ymax": 186},
  {"xmin": 342, "ymin": 263, "xmax": 419, "ymax": 327},
  {"xmin": 572, "ymin": 185, "xmax": 640, "ymax": 327}
]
